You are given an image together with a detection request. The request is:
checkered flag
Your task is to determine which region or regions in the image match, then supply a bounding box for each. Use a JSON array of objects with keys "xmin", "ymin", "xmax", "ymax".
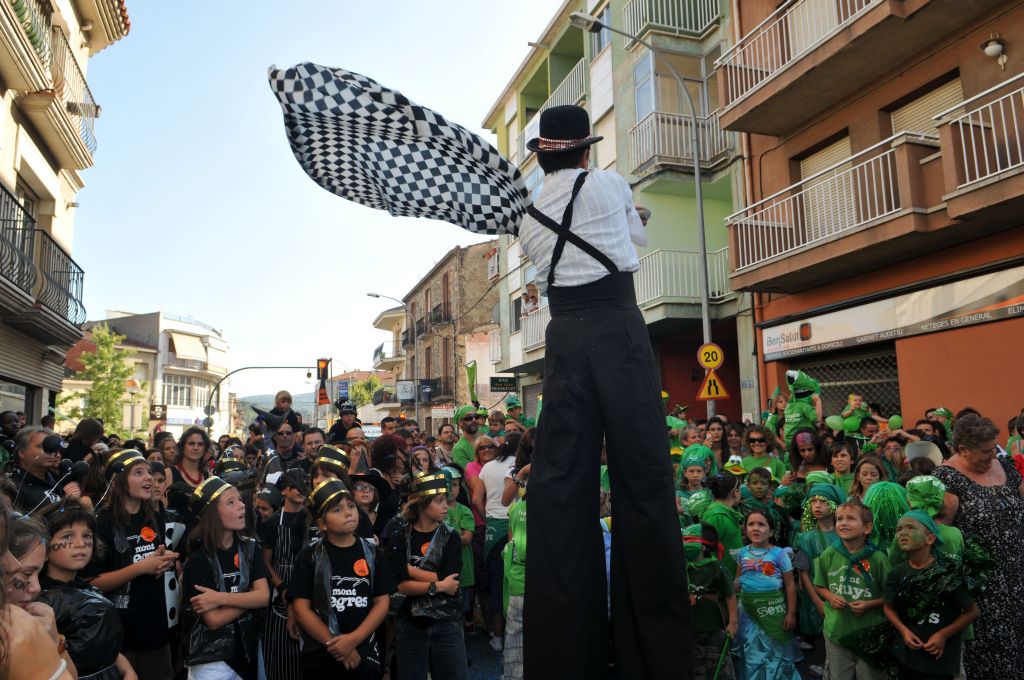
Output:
[{"xmin": 268, "ymin": 63, "xmax": 530, "ymax": 235}]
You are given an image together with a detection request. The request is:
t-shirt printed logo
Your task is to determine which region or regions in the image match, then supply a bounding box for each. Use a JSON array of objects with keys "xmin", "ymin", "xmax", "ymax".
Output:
[
  {"xmin": 353, "ymin": 558, "xmax": 370, "ymax": 577},
  {"xmin": 139, "ymin": 526, "xmax": 157, "ymax": 543},
  {"xmin": 234, "ymin": 553, "xmax": 240, "ymax": 569},
  {"xmin": 420, "ymin": 542, "xmax": 431, "ymax": 556},
  {"xmin": 330, "ymin": 575, "xmax": 370, "ymax": 612}
]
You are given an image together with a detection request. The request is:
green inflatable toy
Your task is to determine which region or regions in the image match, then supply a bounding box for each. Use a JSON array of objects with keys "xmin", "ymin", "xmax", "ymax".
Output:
[
  {"xmin": 888, "ymin": 414, "xmax": 903, "ymax": 430},
  {"xmin": 783, "ymin": 370, "xmax": 820, "ymax": 448},
  {"xmin": 825, "ymin": 415, "xmax": 845, "ymax": 432}
]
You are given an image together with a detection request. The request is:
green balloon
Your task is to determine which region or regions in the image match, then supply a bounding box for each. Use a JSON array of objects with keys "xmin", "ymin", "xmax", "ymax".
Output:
[
  {"xmin": 888, "ymin": 414, "xmax": 903, "ymax": 430},
  {"xmin": 825, "ymin": 415, "xmax": 845, "ymax": 431},
  {"xmin": 844, "ymin": 415, "xmax": 862, "ymax": 432}
]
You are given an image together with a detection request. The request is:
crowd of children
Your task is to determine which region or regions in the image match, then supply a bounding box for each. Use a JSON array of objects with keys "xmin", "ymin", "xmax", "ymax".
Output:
[{"xmin": 1, "ymin": 382, "xmax": 1022, "ymax": 680}]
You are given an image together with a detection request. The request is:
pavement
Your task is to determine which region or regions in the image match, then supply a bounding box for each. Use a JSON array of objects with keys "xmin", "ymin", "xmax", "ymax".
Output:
[{"xmin": 466, "ymin": 629, "xmax": 503, "ymax": 680}]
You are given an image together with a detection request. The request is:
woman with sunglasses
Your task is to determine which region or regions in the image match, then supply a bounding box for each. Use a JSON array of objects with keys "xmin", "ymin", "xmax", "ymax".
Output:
[{"xmin": 741, "ymin": 425, "xmax": 787, "ymax": 482}]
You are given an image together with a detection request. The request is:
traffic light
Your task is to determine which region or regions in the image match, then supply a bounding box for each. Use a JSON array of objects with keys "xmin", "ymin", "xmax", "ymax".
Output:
[{"xmin": 317, "ymin": 358, "xmax": 330, "ymax": 382}]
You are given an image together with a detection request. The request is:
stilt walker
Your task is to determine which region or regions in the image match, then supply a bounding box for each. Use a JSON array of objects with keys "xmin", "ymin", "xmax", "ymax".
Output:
[{"xmin": 518, "ymin": 105, "xmax": 691, "ymax": 680}]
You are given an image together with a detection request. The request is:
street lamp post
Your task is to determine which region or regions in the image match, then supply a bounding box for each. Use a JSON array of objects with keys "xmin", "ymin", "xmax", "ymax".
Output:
[
  {"xmin": 569, "ymin": 12, "xmax": 716, "ymax": 417},
  {"xmin": 367, "ymin": 292, "xmax": 419, "ymax": 423}
]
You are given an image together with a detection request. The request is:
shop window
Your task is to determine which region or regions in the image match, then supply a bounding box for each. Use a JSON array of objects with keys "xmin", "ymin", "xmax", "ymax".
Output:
[{"xmin": 793, "ymin": 350, "xmax": 901, "ymax": 418}]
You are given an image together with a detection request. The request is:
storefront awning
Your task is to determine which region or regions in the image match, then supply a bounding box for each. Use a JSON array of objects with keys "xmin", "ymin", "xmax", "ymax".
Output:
[{"xmin": 169, "ymin": 332, "xmax": 206, "ymax": 361}]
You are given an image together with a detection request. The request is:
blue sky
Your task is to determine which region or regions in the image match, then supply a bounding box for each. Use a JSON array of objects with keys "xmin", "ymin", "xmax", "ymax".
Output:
[{"xmin": 76, "ymin": 1, "xmax": 556, "ymax": 397}]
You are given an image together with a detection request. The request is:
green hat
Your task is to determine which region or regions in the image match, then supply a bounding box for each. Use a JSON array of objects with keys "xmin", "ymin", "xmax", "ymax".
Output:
[
  {"xmin": 723, "ymin": 454, "xmax": 746, "ymax": 476},
  {"xmin": 408, "ymin": 470, "xmax": 450, "ymax": 501},
  {"xmin": 805, "ymin": 471, "xmax": 835, "ymax": 487},
  {"xmin": 441, "ymin": 465, "xmax": 463, "ymax": 481},
  {"xmin": 505, "ymin": 395, "xmax": 522, "ymax": 409},
  {"xmin": 669, "ymin": 446, "xmax": 684, "ymax": 463},
  {"xmin": 687, "ymin": 490, "xmax": 713, "ymax": 519},
  {"xmin": 801, "ymin": 483, "xmax": 846, "ymax": 531},
  {"xmin": 682, "ymin": 524, "xmax": 703, "ymax": 561},
  {"xmin": 477, "ymin": 406, "xmax": 489, "ymax": 416},
  {"xmin": 786, "ymin": 370, "xmax": 820, "ymax": 399},
  {"xmin": 308, "ymin": 479, "xmax": 352, "ymax": 517},
  {"xmin": 932, "ymin": 407, "xmax": 953, "ymax": 420},
  {"xmin": 905, "ymin": 475, "xmax": 946, "ymax": 517},
  {"xmin": 684, "ymin": 444, "xmax": 718, "ymax": 473},
  {"xmin": 864, "ymin": 481, "xmax": 912, "ymax": 549},
  {"xmin": 190, "ymin": 476, "xmax": 234, "ymax": 515},
  {"xmin": 455, "ymin": 405, "xmax": 476, "ymax": 422},
  {"xmin": 681, "ymin": 453, "xmax": 705, "ymax": 470},
  {"xmin": 900, "ymin": 509, "xmax": 944, "ymax": 546}
]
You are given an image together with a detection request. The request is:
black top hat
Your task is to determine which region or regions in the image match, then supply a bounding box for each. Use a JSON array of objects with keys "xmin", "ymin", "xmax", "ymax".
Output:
[
  {"xmin": 408, "ymin": 470, "xmax": 450, "ymax": 501},
  {"xmin": 315, "ymin": 445, "xmax": 351, "ymax": 475},
  {"xmin": 190, "ymin": 476, "xmax": 234, "ymax": 515},
  {"xmin": 349, "ymin": 468, "xmax": 391, "ymax": 500},
  {"xmin": 214, "ymin": 459, "xmax": 246, "ymax": 477},
  {"xmin": 104, "ymin": 448, "xmax": 146, "ymax": 479},
  {"xmin": 308, "ymin": 479, "xmax": 352, "ymax": 518},
  {"xmin": 526, "ymin": 105, "xmax": 603, "ymax": 154}
]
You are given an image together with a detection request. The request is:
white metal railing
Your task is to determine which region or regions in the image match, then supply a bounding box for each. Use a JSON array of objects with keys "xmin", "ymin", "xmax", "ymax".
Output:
[
  {"xmin": 514, "ymin": 59, "xmax": 588, "ymax": 166},
  {"xmin": 488, "ymin": 329, "xmax": 502, "ymax": 363},
  {"xmin": 51, "ymin": 28, "xmax": 98, "ymax": 153},
  {"xmin": 634, "ymin": 248, "xmax": 733, "ymax": 306},
  {"xmin": 728, "ymin": 133, "xmax": 930, "ymax": 270},
  {"xmin": 943, "ymin": 81, "xmax": 1024, "ymax": 189},
  {"xmin": 623, "ymin": 0, "xmax": 721, "ymax": 40},
  {"xmin": 522, "ymin": 304, "xmax": 550, "ymax": 352},
  {"xmin": 629, "ymin": 109, "xmax": 734, "ymax": 174},
  {"xmin": 717, "ymin": 0, "xmax": 882, "ymax": 110}
]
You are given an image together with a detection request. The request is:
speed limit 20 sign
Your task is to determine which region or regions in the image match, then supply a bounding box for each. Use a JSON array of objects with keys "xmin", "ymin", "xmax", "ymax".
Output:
[{"xmin": 696, "ymin": 343, "xmax": 724, "ymax": 370}]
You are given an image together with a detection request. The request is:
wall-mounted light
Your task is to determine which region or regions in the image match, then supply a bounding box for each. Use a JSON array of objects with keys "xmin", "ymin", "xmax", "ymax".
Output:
[{"xmin": 982, "ymin": 33, "xmax": 1007, "ymax": 70}]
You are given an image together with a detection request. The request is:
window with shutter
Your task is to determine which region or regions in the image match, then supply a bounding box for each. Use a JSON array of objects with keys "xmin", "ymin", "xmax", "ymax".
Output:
[{"xmin": 891, "ymin": 79, "xmax": 963, "ymax": 135}]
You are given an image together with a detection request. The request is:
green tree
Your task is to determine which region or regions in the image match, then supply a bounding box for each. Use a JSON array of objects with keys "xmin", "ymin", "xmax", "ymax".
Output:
[
  {"xmin": 62, "ymin": 324, "xmax": 133, "ymax": 433},
  {"xmin": 349, "ymin": 375, "xmax": 382, "ymax": 409}
]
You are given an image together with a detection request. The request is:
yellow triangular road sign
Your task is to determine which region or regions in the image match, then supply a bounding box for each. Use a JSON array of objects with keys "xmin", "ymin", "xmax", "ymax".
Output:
[{"xmin": 696, "ymin": 369, "xmax": 730, "ymax": 401}]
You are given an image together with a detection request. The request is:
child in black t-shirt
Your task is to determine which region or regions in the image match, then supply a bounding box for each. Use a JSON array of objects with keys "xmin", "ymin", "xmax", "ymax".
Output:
[
  {"xmin": 883, "ymin": 510, "xmax": 978, "ymax": 680},
  {"xmin": 83, "ymin": 449, "xmax": 179, "ymax": 680},
  {"xmin": 39, "ymin": 499, "xmax": 137, "ymax": 679},
  {"xmin": 182, "ymin": 476, "xmax": 271, "ymax": 680},
  {"xmin": 384, "ymin": 471, "xmax": 467, "ymax": 680},
  {"xmin": 292, "ymin": 479, "xmax": 393, "ymax": 678}
]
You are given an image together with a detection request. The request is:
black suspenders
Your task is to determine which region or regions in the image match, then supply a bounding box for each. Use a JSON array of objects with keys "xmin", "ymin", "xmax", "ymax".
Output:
[{"xmin": 526, "ymin": 171, "xmax": 620, "ymax": 287}]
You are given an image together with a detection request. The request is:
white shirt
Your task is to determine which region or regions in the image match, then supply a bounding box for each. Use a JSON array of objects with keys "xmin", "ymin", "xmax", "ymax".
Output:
[
  {"xmin": 520, "ymin": 168, "xmax": 647, "ymax": 294},
  {"xmin": 479, "ymin": 457, "xmax": 515, "ymax": 519}
]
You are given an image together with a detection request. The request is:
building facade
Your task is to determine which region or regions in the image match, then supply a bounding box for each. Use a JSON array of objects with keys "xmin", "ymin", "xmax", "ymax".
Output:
[
  {"xmin": 84, "ymin": 311, "xmax": 231, "ymax": 438},
  {"xmin": 720, "ymin": 0, "xmax": 1024, "ymax": 428},
  {"xmin": 370, "ymin": 241, "xmax": 502, "ymax": 435},
  {"xmin": 482, "ymin": 0, "xmax": 756, "ymax": 421},
  {"xmin": 0, "ymin": 0, "xmax": 129, "ymax": 422}
]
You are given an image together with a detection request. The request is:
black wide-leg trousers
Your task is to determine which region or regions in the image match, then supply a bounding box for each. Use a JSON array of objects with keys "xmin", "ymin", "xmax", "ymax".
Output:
[{"xmin": 523, "ymin": 273, "xmax": 692, "ymax": 680}]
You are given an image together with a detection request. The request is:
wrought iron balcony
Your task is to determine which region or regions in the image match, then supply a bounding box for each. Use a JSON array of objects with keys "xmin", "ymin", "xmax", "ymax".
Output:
[
  {"xmin": 51, "ymin": 27, "xmax": 98, "ymax": 153},
  {"xmin": 515, "ymin": 58, "xmax": 588, "ymax": 165},
  {"xmin": 373, "ymin": 340, "xmax": 405, "ymax": 369},
  {"xmin": 33, "ymin": 229, "xmax": 85, "ymax": 324},
  {"xmin": 429, "ymin": 304, "xmax": 452, "ymax": 326},
  {"xmin": 0, "ymin": 183, "xmax": 37, "ymax": 304}
]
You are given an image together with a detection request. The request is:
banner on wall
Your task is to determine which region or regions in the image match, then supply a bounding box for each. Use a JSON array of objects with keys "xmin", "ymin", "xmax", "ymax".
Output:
[{"xmin": 762, "ymin": 264, "xmax": 1024, "ymax": 361}]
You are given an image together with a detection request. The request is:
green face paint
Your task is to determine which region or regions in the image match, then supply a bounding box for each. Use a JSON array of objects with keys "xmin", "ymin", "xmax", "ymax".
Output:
[
  {"xmin": 747, "ymin": 476, "xmax": 770, "ymax": 500},
  {"xmin": 895, "ymin": 517, "xmax": 930, "ymax": 551}
]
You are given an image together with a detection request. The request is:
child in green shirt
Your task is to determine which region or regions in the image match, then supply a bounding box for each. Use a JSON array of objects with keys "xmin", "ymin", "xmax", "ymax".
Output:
[
  {"xmin": 813, "ymin": 500, "xmax": 890, "ymax": 680},
  {"xmin": 828, "ymin": 442, "xmax": 856, "ymax": 495},
  {"xmin": 883, "ymin": 511, "xmax": 978, "ymax": 680},
  {"xmin": 684, "ymin": 523, "xmax": 737, "ymax": 680},
  {"xmin": 443, "ymin": 466, "xmax": 476, "ymax": 627}
]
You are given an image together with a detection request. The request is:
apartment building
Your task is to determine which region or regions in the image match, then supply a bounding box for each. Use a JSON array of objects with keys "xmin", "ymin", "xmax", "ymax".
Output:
[
  {"xmin": 482, "ymin": 0, "xmax": 758, "ymax": 420},
  {"xmin": 719, "ymin": 0, "xmax": 1024, "ymax": 427},
  {"xmin": 0, "ymin": 0, "xmax": 129, "ymax": 422},
  {"xmin": 85, "ymin": 311, "xmax": 231, "ymax": 437},
  {"xmin": 370, "ymin": 241, "xmax": 502, "ymax": 434}
]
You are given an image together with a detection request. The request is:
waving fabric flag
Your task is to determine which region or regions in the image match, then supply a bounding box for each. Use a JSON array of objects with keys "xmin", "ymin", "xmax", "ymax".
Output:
[{"xmin": 268, "ymin": 63, "xmax": 530, "ymax": 236}]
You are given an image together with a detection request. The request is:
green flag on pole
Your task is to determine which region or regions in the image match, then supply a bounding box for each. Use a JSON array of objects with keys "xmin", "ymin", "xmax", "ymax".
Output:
[{"xmin": 466, "ymin": 361, "xmax": 478, "ymax": 404}]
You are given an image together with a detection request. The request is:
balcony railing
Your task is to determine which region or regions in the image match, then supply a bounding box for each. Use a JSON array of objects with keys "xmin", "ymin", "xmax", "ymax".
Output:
[
  {"xmin": 515, "ymin": 58, "xmax": 588, "ymax": 164},
  {"xmin": 373, "ymin": 341, "xmax": 404, "ymax": 367},
  {"xmin": 727, "ymin": 133, "xmax": 923, "ymax": 271},
  {"xmin": 34, "ymin": 229, "xmax": 85, "ymax": 324},
  {"xmin": 12, "ymin": 0, "xmax": 52, "ymax": 68},
  {"xmin": 622, "ymin": 0, "xmax": 721, "ymax": 42},
  {"xmin": 940, "ymin": 77, "xmax": 1024, "ymax": 189},
  {"xmin": 0, "ymin": 183, "xmax": 37, "ymax": 296},
  {"xmin": 415, "ymin": 317, "xmax": 426, "ymax": 335},
  {"xmin": 421, "ymin": 376, "xmax": 454, "ymax": 402},
  {"xmin": 717, "ymin": 0, "xmax": 882, "ymax": 111},
  {"xmin": 401, "ymin": 330, "xmax": 412, "ymax": 348},
  {"xmin": 51, "ymin": 28, "xmax": 98, "ymax": 154},
  {"xmin": 488, "ymin": 329, "xmax": 502, "ymax": 363},
  {"xmin": 633, "ymin": 248, "xmax": 732, "ymax": 306},
  {"xmin": 430, "ymin": 304, "xmax": 452, "ymax": 325},
  {"xmin": 167, "ymin": 352, "xmax": 207, "ymax": 371},
  {"xmin": 522, "ymin": 304, "xmax": 551, "ymax": 352},
  {"xmin": 628, "ymin": 109, "xmax": 734, "ymax": 175}
]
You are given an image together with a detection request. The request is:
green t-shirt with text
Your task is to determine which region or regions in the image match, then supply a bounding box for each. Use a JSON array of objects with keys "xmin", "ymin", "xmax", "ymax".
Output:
[{"xmin": 812, "ymin": 545, "xmax": 890, "ymax": 641}]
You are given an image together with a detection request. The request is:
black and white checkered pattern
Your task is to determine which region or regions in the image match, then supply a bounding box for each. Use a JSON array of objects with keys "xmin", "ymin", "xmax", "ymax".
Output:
[{"xmin": 268, "ymin": 63, "xmax": 530, "ymax": 235}]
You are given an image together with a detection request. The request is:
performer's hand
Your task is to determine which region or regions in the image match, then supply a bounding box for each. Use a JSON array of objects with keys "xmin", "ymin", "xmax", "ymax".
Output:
[
  {"xmin": 847, "ymin": 600, "xmax": 870, "ymax": 616},
  {"xmin": 327, "ymin": 633, "xmax": 357, "ymax": 659},
  {"xmin": 783, "ymin": 612, "xmax": 796, "ymax": 630},
  {"xmin": 923, "ymin": 632, "xmax": 947, "ymax": 658},
  {"xmin": 286, "ymin": 604, "xmax": 301, "ymax": 640},
  {"xmin": 437, "ymin": 573, "xmax": 460, "ymax": 595},
  {"xmin": 342, "ymin": 648, "xmax": 361, "ymax": 670},
  {"xmin": 901, "ymin": 629, "xmax": 924, "ymax": 650},
  {"xmin": 726, "ymin": 619, "xmax": 738, "ymax": 638},
  {"xmin": 517, "ymin": 463, "xmax": 531, "ymax": 481},
  {"xmin": 824, "ymin": 592, "xmax": 847, "ymax": 610}
]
